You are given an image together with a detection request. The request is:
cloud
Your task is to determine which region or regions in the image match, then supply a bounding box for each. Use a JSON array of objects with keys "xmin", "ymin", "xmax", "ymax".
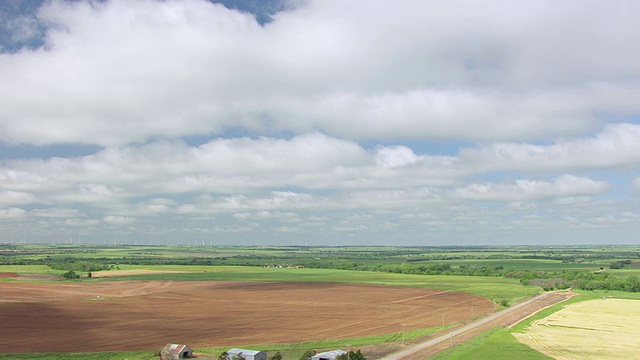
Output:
[
  {"xmin": 460, "ymin": 123, "xmax": 640, "ymax": 172},
  {"xmin": 0, "ymin": 207, "xmax": 26, "ymax": 219},
  {"xmin": 2, "ymin": 0, "xmax": 640, "ymax": 245},
  {"xmin": 0, "ymin": 124, "xmax": 635, "ymax": 218},
  {"xmin": 0, "ymin": 0, "xmax": 639, "ymax": 146},
  {"xmin": 0, "ymin": 190, "xmax": 37, "ymax": 205},
  {"xmin": 455, "ymin": 175, "xmax": 610, "ymax": 202},
  {"xmin": 103, "ymin": 215, "xmax": 136, "ymax": 225},
  {"xmin": 0, "ymin": 132, "xmax": 462, "ymax": 211}
]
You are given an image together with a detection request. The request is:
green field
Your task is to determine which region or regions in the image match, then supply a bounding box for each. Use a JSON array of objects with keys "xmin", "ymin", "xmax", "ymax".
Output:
[{"xmin": 431, "ymin": 327, "xmax": 552, "ymax": 360}]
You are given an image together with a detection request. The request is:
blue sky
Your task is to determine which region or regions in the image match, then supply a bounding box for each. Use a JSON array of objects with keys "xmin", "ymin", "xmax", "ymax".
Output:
[{"xmin": 1, "ymin": 0, "xmax": 640, "ymax": 246}]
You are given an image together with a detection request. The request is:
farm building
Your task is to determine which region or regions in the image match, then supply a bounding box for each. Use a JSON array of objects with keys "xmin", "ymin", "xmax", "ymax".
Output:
[
  {"xmin": 160, "ymin": 343, "xmax": 193, "ymax": 359},
  {"xmin": 311, "ymin": 350, "xmax": 347, "ymax": 360},
  {"xmin": 227, "ymin": 348, "xmax": 267, "ymax": 360}
]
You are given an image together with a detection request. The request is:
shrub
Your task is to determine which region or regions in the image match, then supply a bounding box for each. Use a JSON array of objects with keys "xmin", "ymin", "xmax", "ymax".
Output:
[{"xmin": 62, "ymin": 270, "xmax": 79, "ymax": 279}]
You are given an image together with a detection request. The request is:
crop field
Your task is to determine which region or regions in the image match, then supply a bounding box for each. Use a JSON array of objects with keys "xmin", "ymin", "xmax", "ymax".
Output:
[
  {"xmin": 514, "ymin": 298, "xmax": 640, "ymax": 360},
  {"xmin": 0, "ymin": 279, "xmax": 494, "ymax": 354},
  {"xmin": 98, "ymin": 265, "xmax": 539, "ymax": 303}
]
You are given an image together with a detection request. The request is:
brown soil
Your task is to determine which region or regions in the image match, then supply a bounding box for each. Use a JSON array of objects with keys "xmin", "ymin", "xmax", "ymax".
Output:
[
  {"xmin": 0, "ymin": 272, "xmax": 19, "ymax": 278},
  {"xmin": 0, "ymin": 280, "xmax": 494, "ymax": 353},
  {"xmin": 90, "ymin": 269, "xmax": 190, "ymax": 278}
]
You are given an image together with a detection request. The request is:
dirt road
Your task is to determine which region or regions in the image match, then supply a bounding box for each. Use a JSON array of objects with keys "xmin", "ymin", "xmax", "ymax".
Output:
[{"xmin": 381, "ymin": 291, "xmax": 575, "ymax": 360}]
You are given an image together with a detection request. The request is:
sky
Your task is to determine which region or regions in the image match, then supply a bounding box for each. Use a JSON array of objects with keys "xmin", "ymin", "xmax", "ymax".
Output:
[{"xmin": 1, "ymin": 0, "xmax": 640, "ymax": 246}]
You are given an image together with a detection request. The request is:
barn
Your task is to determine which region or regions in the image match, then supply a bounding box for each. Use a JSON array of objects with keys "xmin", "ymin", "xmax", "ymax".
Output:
[
  {"xmin": 227, "ymin": 348, "xmax": 267, "ymax": 360},
  {"xmin": 311, "ymin": 350, "xmax": 347, "ymax": 360},
  {"xmin": 160, "ymin": 343, "xmax": 193, "ymax": 359}
]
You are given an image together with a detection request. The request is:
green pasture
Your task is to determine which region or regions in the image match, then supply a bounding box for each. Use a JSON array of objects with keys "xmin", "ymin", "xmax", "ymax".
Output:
[
  {"xmin": 431, "ymin": 327, "xmax": 552, "ymax": 360},
  {"xmin": 0, "ymin": 264, "xmax": 65, "ymax": 275}
]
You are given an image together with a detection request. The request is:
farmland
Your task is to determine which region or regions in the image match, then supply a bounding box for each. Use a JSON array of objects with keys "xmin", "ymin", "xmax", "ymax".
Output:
[
  {"xmin": 3, "ymin": 244, "xmax": 640, "ymax": 359},
  {"xmin": 514, "ymin": 298, "xmax": 640, "ymax": 360},
  {"xmin": 0, "ymin": 279, "xmax": 496, "ymax": 353}
]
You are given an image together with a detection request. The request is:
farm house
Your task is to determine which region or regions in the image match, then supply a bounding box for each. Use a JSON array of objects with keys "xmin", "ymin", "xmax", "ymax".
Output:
[
  {"xmin": 311, "ymin": 350, "xmax": 347, "ymax": 360},
  {"xmin": 227, "ymin": 348, "xmax": 267, "ymax": 360},
  {"xmin": 160, "ymin": 343, "xmax": 193, "ymax": 359}
]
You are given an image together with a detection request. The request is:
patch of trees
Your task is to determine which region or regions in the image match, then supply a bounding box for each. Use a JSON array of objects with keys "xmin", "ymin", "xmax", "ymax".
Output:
[
  {"xmin": 44, "ymin": 259, "xmax": 112, "ymax": 272},
  {"xmin": 299, "ymin": 350, "xmax": 316, "ymax": 360},
  {"xmin": 609, "ymin": 259, "xmax": 631, "ymax": 269},
  {"xmin": 303, "ymin": 259, "xmax": 640, "ymax": 294},
  {"xmin": 336, "ymin": 350, "xmax": 366, "ymax": 360},
  {"xmin": 62, "ymin": 270, "xmax": 80, "ymax": 279}
]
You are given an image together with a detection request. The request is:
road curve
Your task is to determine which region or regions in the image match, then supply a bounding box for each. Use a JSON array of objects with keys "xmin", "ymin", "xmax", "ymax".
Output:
[{"xmin": 381, "ymin": 291, "xmax": 567, "ymax": 360}]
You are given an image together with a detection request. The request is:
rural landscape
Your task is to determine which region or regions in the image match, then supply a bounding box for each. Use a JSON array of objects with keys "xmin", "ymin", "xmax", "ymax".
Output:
[
  {"xmin": 3, "ymin": 243, "xmax": 640, "ymax": 359},
  {"xmin": 2, "ymin": 0, "xmax": 640, "ymax": 359}
]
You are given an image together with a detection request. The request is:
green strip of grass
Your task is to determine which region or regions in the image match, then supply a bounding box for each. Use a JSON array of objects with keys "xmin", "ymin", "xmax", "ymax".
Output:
[
  {"xmin": 195, "ymin": 327, "xmax": 444, "ymax": 359},
  {"xmin": 0, "ymin": 351, "xmax": 156, "ymax": 360},
  {"xmin": 0, "ymin": 327, "xmax": 444, "ymax": 360},
  {"xmin": 430, "ymin": 327, "xmax": 552, "ymax": 360},
  {"xmin": 0, "ymin": 265, "xmax": 62, "ymax": 275}
]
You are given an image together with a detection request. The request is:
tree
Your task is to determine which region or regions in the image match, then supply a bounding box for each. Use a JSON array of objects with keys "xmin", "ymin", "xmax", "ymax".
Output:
[
  {"xmin": 270, "ymin": 352, "xmax": 283, "ymax": 360},
  {"xmin": 337, "ymin": 350, "xmax": 366, "ymax": 360},
  {"xmin": 352, "ymin": 350, "xmax": 366, "ymax": 360},
  {"xmin": 299, "ymin": 350, "xmax": 315, "ymax": 360},
  {"xmin": 626, "ymin": 276, "xmax": 640, "ymax": 292},
  {"xmin": 62, "ymin": 270, "xmax": 79, "ymax": 279},
  {"xmin": 232, "ymin": 353, "xmax": 246, "ymax": 360},
  {"xmin": 218, "ymin": 351, "xmax": 229, "ymax": 360}
]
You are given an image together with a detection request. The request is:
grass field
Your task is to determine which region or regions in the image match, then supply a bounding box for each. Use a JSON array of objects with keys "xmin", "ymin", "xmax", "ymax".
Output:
[
  {"xmin": 431, "ymin": 327, "xmax": 552, "ymax": 360},
  {"xmin": 514, "ymin": 298, "xmax": 640, "ymax": 360},
  {"xmin": 0, "ymin": 265, "xmax": 64, "ymax": 275}
]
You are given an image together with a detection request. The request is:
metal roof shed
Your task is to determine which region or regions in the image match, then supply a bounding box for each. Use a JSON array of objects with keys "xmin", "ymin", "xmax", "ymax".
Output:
[
  {"xmin": 311, "ymin": 350, "xmax": 347, "ymax": 360},
  {"xmin": 160, "ymin": 343, "xmax": 193, "ymax": 359},
  {"xmin": 227, "ymin": 348, "xmax": 267, "ymax": 360}
]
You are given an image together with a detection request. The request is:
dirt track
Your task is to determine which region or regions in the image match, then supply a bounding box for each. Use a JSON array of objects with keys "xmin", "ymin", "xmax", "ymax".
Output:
[{"xmin": 0, "ymin": 280, "xmax": 494, "ymax": 353}]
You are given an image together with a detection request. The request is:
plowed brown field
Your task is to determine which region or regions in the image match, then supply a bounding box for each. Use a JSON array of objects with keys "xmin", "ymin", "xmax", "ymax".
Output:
[{"xmin": 0, "ymin": 281, "xmax": 494, "ymax": 353}]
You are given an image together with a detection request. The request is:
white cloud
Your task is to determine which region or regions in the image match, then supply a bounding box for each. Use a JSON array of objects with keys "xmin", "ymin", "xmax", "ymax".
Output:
[
  {"xmin": 31, "ymin": 208, "xmax": 82, "ymax": 218},
  {"xmin": 455, "ymin": 175, "xmax": 610, "ymax": 202},
  {"xmin": 103, "ymin": 215, "xmax": 136, "ymax": 225},
  {"xmin": 0, "ymin": 207, "xmax": 26, "ymax": 219},
  {"xmin": 375, "ymin": 146, "xmax": 420, "ymax": 168},
  {"xmin": 2, "ymin": 0, "xmax": 640, "ymax": 245},
  {"xmin": 1, "ymin": 0, "xmax": 639, "ymax": 146},
  {"xmin": 0, "ymin": 190, "xmax": 37, "ymax": 205},
  {"xmin": 460, "ymin": 123, "xmax": 640, "ymax": 172}
]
